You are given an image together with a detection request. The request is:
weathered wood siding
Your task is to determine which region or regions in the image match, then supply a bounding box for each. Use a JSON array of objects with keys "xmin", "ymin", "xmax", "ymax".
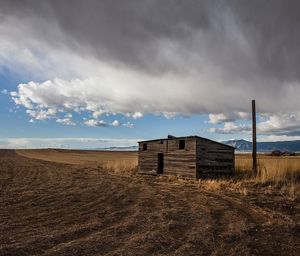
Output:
[
  {"xmin": 138, "ymin": 136, "xmax": 235, "ymax": 179},
  {"xmin": 196, "ymin": 138, "xmax": 234, "ymax": 177},
  {"xmin": 138, "ymin": 138, "xmax": 197, "ymax": 178},
  {"xmin": 164, "ymin": 138, "xmax": 196, "ymax": 178},
  {"xmin": 138, "ymin": 140, "xmax": 166, "ymax": 175}
]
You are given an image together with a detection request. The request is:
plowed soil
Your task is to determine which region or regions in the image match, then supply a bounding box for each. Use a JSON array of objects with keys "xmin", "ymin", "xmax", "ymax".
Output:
[{"xmin": 0, "ymin": 150, "xmax": 299, "ymax": 256}]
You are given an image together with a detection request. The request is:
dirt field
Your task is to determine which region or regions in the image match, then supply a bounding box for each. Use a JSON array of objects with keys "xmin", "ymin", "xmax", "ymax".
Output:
[
  {"xmin": 0, "ymin": 150, "xmax": 299, "ymax": 255},
  {"xmin": 17, "ymin": 149, "xmax": 138, "ymax": 165}
]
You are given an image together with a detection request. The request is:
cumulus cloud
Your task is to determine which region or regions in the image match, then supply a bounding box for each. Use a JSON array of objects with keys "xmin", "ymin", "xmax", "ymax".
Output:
[{"xmin": 0, "ymin": 0, "xmax": 299, "ymax": 135}]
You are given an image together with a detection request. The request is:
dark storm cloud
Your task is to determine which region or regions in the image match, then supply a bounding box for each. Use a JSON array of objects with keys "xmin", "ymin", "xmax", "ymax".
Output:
[
  {"xmin": 0, "ymin": 0, "xmax": 215, "ymax": 73},
  {"xmin": 229, "ymin": 0, "xmax": 300, "ymax": 82},
  {"xmin": 1, "ymin": 0, "xmax": 300, "ymax": 80}
]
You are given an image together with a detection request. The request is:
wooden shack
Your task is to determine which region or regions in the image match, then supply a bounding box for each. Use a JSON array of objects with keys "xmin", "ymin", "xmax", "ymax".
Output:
[{"xmin": 138, "ymin": 135, "xmax": 235, "ymax": 179}]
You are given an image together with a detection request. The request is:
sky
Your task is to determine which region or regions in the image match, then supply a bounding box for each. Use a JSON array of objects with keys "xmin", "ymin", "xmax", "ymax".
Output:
[{"xmin": 0, "ymin": 0, "xmax": 300, "ymax": 149}]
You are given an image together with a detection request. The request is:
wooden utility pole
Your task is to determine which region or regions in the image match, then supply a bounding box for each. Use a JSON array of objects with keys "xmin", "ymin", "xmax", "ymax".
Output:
[{"xmin": 252, "ymin": 100, "xmax": 257, "ymax": 176}]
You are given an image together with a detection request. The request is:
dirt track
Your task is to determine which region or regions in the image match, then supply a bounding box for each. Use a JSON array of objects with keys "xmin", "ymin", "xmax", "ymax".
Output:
[{"xmin": 0, "ymin": 150, "xmax": 299, "ymax": 255}]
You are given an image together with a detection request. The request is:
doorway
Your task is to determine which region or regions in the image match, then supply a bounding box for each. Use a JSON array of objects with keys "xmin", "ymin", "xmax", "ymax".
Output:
[{"xmin": 157, "ymin": 153, "xmax": 164, "ymax": 174}]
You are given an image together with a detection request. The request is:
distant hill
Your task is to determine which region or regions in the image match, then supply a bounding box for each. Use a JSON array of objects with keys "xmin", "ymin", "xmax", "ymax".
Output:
[{"xmin": 223, "ymin": 139, "xmax": 300, "ymax": 152}]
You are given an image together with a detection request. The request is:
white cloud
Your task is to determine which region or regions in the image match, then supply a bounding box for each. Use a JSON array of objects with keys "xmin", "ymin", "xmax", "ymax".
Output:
[
  {"xmin": 162, "ymin": 112, "xmax": 178, "ymax": 119},
  {"xmin": 132, "ymin": 112, "xmax": 143, "ymax": 119},
  {"xmin": 209, "ymin": 122, "xmax": 251, "ymax": 134},
  {"xmin": 83, "ymin": 119, "xmax": 128, "ymax": 128},
  {"xmin": 209, "ymin": 112, "xmax": 300, "ymax": 136},
  {"xmin": 111, "ymin": 120, "xmax": 120, "ymax": 126},
  {"xmin": 56, "ymin": 118, "xmax": 75, "ymax": 126},
  {"xmin": 208, "ymin": 112, "xmax": 250, "ymax": 124},
  {"xmin": 257, "ymin": 112, "xmax": 300, "ymax": 135},
  {"xmin": 92, "ymin": 110, "xmax": 105, "ymax": 119},
  {"xmin": 10, "ymin": 91, "xmax": 18, "ymax": 97},
  {"xmin": 6, "ymin": 40, "xmax": 300, "ymax": 126},
  {"xmin": 1, "ymin": 89, "xmax": 8, "ymax": 94},
  {"xmin": 84, "ymin": 119, "xmax": 108, "ymax": 127},
  {"xmin": 26, "ymin": 108, "xmax": 57, "ymax": 120}
]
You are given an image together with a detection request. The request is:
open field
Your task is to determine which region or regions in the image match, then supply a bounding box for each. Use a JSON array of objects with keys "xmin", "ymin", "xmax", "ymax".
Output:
[
  {"xmin": 17, "ymin": 149, "xmax": 138, "ymax": 165},
  {"xmin": 1, "ymin": 149, "xmax": 299, "ymax": 255},
  {"xmin": 17, "ymin": 149, "xmax": 300, "ymax": 184}
]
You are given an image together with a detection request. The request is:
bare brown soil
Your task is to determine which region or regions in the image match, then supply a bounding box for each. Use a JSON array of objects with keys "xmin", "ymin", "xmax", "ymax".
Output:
[{"xmin": 0, "ymin": 149, "xmax": 299, "ymax": 255}]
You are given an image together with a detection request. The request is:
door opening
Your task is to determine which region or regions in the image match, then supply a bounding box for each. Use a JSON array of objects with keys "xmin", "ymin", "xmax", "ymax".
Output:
[{"xmin": 157, "ymin": 153, "xmax": 164, "ymax": 174}]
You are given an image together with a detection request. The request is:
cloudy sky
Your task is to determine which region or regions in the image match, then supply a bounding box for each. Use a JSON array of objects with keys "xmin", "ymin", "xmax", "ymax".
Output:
[{"xmin": 0, "ymin": 0, "xmax": 300, "ymax": 148}]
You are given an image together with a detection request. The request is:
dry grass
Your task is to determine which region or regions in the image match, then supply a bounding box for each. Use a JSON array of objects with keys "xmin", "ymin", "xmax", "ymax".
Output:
[
  {"xmin": 102, "ymin": 159, "xmax": 138, "ymax": 175},
  {"xmin": 212, "ymin": 155, "xmax": 300, "ymax": 199},
  {"xmin": 235, "ymin": 155, "xmax": 300, "ymax": 197},
  {"xmin": 235, "ymin": 155, "xmax": 300, "ymax": 182}
]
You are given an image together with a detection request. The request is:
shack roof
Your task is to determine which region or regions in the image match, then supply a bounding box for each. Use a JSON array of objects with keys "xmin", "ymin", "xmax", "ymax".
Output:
[{"xmin": 138, "ymin": 136, "xmax": 235, "ymax": 149}]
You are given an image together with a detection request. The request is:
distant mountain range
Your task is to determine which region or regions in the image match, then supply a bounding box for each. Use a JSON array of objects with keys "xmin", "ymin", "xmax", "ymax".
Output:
[{"xmin": 223, "ymin": 139, "xmax": 300, "ymax": 152}]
